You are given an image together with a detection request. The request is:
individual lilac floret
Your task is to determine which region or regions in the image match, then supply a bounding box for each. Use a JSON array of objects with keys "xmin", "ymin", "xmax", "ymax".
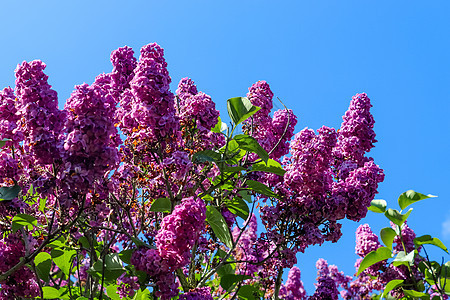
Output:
[
  {"xmin": 15, "ymin": 60, "xmax": 66, "ymax": 166},
  {"xmin": 334, "ymin": 93, "xmax": 377, "ymax": 170},
  {"xmin": 156, "ymin": 197, "xmax": 206, "ymax": 269},
  {"xmin": 279, "ymin": 266, "xmax": 306, "ymax": 300},
  {"xmin": 179, "ymin": 287, "xmax": 214, "ymax": 300},
  {"xmin": 355, "ymin": 224, "xmax": 381, "ymax": 257},
  {"xmin": 62, "ymin": 82, "xmax": 120, "ymax": 193}
]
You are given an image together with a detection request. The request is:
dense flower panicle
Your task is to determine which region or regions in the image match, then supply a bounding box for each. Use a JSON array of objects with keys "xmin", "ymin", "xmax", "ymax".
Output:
[
  {"xmin": 110, "ymin": 46, "xmax": 137, "ymax": 99},
  {"xmin": 232, "ymin": 214, "xmax": 261, "ymax": 276},
  {"xmin": 179, "ymin": 287, "xmax": 213, "ymax": 300},
  {"xmin": 176, "ymin": 77, "xmax": 198, "ymax": 101},
  {"xmin": 0, "ymin": 233, "xmax": 39, "ymax": 299},
  {"xmin": 156, "ymin": 197, "xmax": 206, "ymax": 269},
  {"xmin": 310, "ymin": 277, "xmax": 339, "ymax": 300},
  {"xmin": 176, "ymin": 78, "xmax": 224, "ymax": 150},
  {"xmin": 355, "ymin": 224, "xmax": 381, "ymax": 257},
  {"xmin": 15, "ymin": 60, "xmax": 66, "ymax": 165},
  {"xmin": 62, "ymin": 82, "xmax": 120, "ymax": 192},
  {"xmin": 334, "ymin": 93, "xmax": 377, "ymax": 169},
  {"xmin": 247, "ymin": 80, "xmax": 273, "ymax": 118},
  {"xmin": 392, "ymin": 221, "xmax": 416, "ymax": 253},
  {"xmin": 163, "ymin": 150, "xmax": 193, "ymax": 181},
  {"xmin": 119, "ymin": 43, "xmax": 180, "ymax": 149},
  {"xmin": 284, "ymin": 126, "xmax": 336, "ymax": 215},
  {"xmin": 332, "ymin": 160, "xmax": 385, "ymax": 221},
  {"xmin": 279, "ymin": 266, "xmax": 306, "ymax": 300},
  {"xmin": 271, "ymin": 108, "xmax": 298, "ymax": 159},
  {"xmin": 130, "ymin": 248, "xmax": 178, "ymax": 299},
  {"xmin": 0, "ymin": 87, "xmax": 21, "ymax": 144}
]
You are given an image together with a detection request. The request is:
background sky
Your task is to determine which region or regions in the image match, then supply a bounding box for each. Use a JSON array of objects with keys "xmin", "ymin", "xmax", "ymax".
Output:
[{"xmin": 1, "ymin": 1, "xmax": 449, "ymax": 296}]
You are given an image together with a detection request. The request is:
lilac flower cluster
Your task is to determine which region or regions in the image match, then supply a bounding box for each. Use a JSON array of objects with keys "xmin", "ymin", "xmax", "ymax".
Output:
[
  {"xmin": 156, "ymin": 196, "xmax": 206, "ymax": 269},
  {"xmin": 175, "ymin": 78, "xmax": 224, "ymax": 151},
  {"xmin": 15, "ymin": 60, "xmax": 66, "ymax": 166},
  {"xmin": 243, "ymin": 81, "xmax": 298, "ymax": 160},
  {"xmin": 279, "ymin": 266, "xmax": 306, "ymax": 300},
  {"xmin": 232, "ymin": 214, "xmax": 261, "ymax": 276},
  {"xmin": 118, "ymin": 43, "xmax": 179, "ymax": 151},
  {"xmin": 0, "ymin": 87, "xmax": 21, "ymax": 144},
  {"xmin": 0, "ymin": 233, "xmax": 39, "ymax": 299},
  {"xmin": 62, "ymin": 80, "xmax": 120, "ymax": 194},
  {"xmin": 178, "ymin": 287, "xmax": 213, "ymax": 300},
  {"xmin": 109, "ymin": 46, "xmax": 137, "ymax": 103}
]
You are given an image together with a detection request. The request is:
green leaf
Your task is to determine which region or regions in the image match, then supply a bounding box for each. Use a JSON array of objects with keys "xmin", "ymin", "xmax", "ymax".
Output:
[
  {"xmin": 237, "ymin": 285, "xmax": 258, "ymax": 300},
  {"xmin": 380, "ymin": 227, "xmax": 397, "ymax": 250},
  {"xmin": 47, "ymin": 236, "xmax": 66, "ymax": 248},
  {"xmin": 403, "ymin": 289, "xmax": 430, "ymax": 299},
  {"xmin": 220, "ymin": 274, "xmax": 252, "ymax": 291},
  {"xmin": 0, "ymin": 138, "xmax": 11, "ymax": 148},
  {"xmin": 119, "ymin": 249, "xmax": 134, "ymax": 265},
  {"xmin": 105, "ymin": 253, "xmax": 125, "ymax": 271},
  {"xmin": 225, "ymin": 197, "xmax": 250, "ymax": 220},
  {"xmin": 234, "ymin": 134, "xmax": 269, "ymax": 163},
  {"xmin": 132, "ymin": 287, "xmax": 151, "ymax": 300},
  {"xmin": 215, "ymin": 249, "xmax": 235, "ymax": 277},
  {"xmin": 414, "ymin": 235, "xmax": 448, "ymax": 253},
  {"xmin": 42, "ymin": 286, "xmax": 62, "ymax": 299},
  {"xmin": 398, "ymin": 190, "xmax": 437, "ymax": 210},
  {"xmin": 51, "ymin": 248, "xmax": 76, "ymax": 275},
  {"xmin": 392, "ymin": 250, "xmax": 415, "ymax": 267},
  {"xmin": 12, "ymin": 213, "xmax": 37, "ymax": 232},
  {"xmin": 150, "ymin": 198, "xmax": 171, "ymax": 213},
  {"xmin": 246, "ymin": 180, "xmax": 280, "ymax": 199},
  {"xmin": 212, "ymin": 116, "xmax": 228, "ymax": 133},
  {"xmin": 34, "ymin": 252, "xmax": 52, "ymax": 282},
  {"xmin": 106, "ymin": 285, "xmax": 121, "ymax": 300},
  {"xmin": 384, "ymin": 208, "xmax": 413, "ymax": 227},
  {"xmin": 357, "ymin": 247, "xmax": 392, "ymax": 276},
  {"xmin": 368, "ymin": 199, "xmax": 387, "ymax": 213},
  {"xmin": 227, "ymin": 97, "xmax": 261, "ymax": 126},
  {"xmin": 251, "ymin": 159, "xmax": 286, "ymax": 176},
  {"xmin": 193, "ymin": 149, "xmax": 221, "ymax": 163},
  {"xmin": 0, "ymin": 184, "xmax": 21, "ymax": 201},
  {"xmin": 76, "ymin": 297, "xmax": 89, "ymax": 300},
  {"xmin": 239, "ymin": 190, "xmax": 252, "ymax": 203},
  {"xmin": 381, "ymin": 279, "xmax": 404, "ymax": 299},
  {"xmin": 206, "ymin": 206, "xmax": 233, "ymax": 248}
]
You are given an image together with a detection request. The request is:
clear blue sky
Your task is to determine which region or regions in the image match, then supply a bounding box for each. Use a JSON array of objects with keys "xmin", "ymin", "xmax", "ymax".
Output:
[{"xmin": 1, "ymin": 1, "xmax": 449, "ymax": 295}]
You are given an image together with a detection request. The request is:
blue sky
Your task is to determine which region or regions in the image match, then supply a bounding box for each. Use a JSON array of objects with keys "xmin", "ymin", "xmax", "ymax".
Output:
[{"xmin": 1, "ymin": 1, "xmax": 449, "ymax": 295}]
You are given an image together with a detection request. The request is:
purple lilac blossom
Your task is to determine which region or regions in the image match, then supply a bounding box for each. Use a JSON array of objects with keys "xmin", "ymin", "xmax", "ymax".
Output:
[
  {"xmin": 15, "ymin": 60, "xmax": 66, "ymax": 166},
  {"xmin": 355, "ymin": 224, "xmax": 381, "ymax": 257},
  {"xmin": 232, "ymin": 214, "xmax": 261, "ymax": 276},
  {"xmin": 333, "ymin": 93, "xmax": 377, "ymax": 169},
  {"xmin": 179, "ymin": 287, "xmax": 213, "ymax": 300},
  {"xmin": 119, "ymin": 43, "xmax": 180, "ymax": 149},
  {"xmin": 271, "ymin": 108, "xmax": 298, "ymax": 159},
  {"xmin": 279, "ymin": 266, "xmax": 307, "ymax": 300},
  {"xmin": 62, "ymin": 81, "xmax": 120, "ymax": 194},
  {"xmin": 155, "ymin": 197, "xmax": 206, "ymax": 269},
  {"xmin": 175, "ymin": 77, "xmax": 224, "ymax": 150},
  {"xmin": 0, "ymin": 233, "xmax": 39, "ymax": 299}
]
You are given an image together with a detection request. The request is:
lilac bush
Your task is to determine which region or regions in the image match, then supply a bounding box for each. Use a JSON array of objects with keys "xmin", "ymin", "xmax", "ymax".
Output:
[{"xmin": 0, "ymin": 42, "xmax": 390, "ymax": 299}]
